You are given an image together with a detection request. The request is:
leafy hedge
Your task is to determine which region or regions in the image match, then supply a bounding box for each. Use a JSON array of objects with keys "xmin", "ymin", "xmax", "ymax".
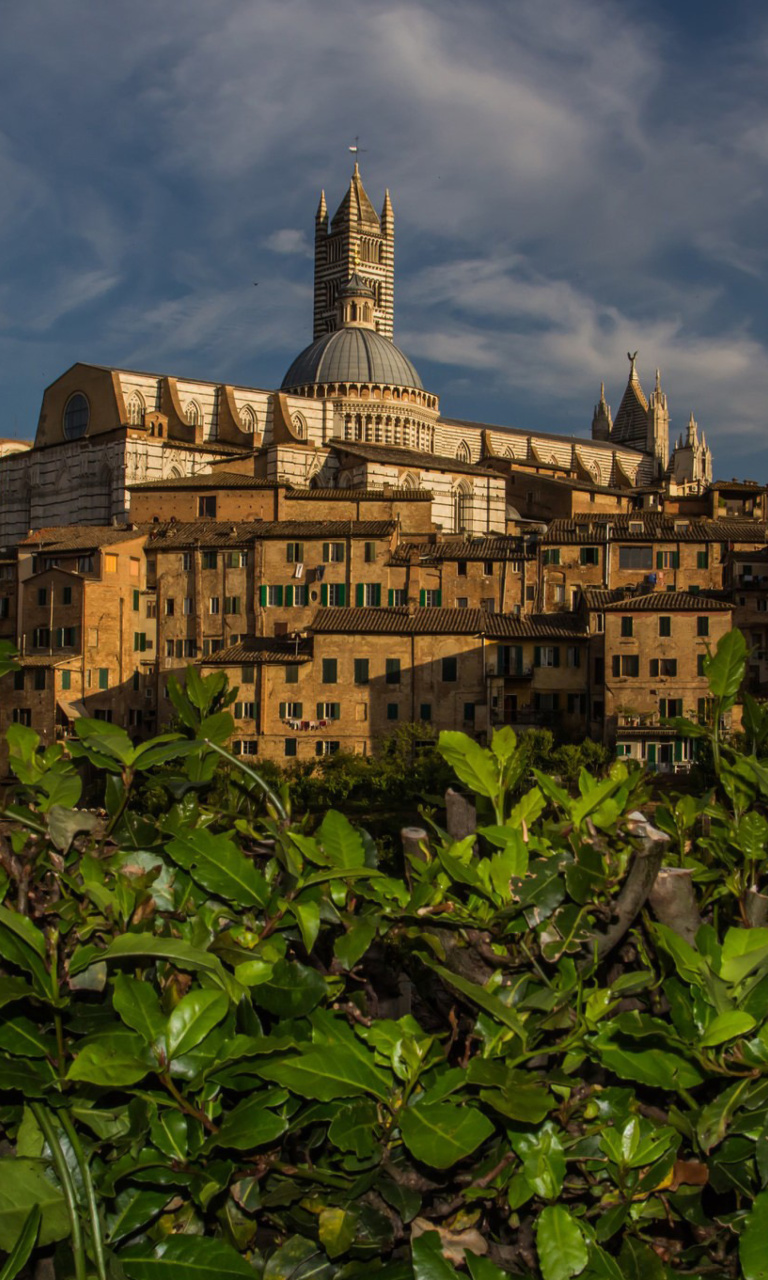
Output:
[{"xmin": 0, "ymin": 632, "xmax": 767, "ymax": 1279}]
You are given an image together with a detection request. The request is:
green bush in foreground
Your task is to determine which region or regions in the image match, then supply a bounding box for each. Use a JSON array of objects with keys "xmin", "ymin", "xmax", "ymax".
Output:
[{"xmin": 0, "ymin": 631, "xmax": 768, "ymax": 1278}]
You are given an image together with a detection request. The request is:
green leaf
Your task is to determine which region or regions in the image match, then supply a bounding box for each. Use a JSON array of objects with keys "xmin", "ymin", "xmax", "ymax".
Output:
[
  {"xmin": 742, "ymin": 1188, "xmax": 768, "ymax": 1280},
  {"xmin": 166, "ymin": 828, "xmax": 268, "ymax": 907},
  {"xmin": 536, "ymin": 1205, "xmax": 588, "ymax": 1280},
  {"xmin": 317, "ymin": 809, "xmax": 366, "ymax": 868},
  {"xmin": 399, "ymin": 1100, "xmax": 494, "ymax": 1169},
  {"xmin": 67, "ymin": 1039, "xmax": 149, "ymax": 1086},
  {"xmin": 334, "ymin": 917, "xmax": 378, "ymax": 969},
  {"xmin": 466, "ymin": 1258, "xmax": 510, "ymax": 1280},
  {"xmin": 290, "ymin": 899, "xmax": 321, "ymax": 954},
  {"xmin": 0, "ymin": 1016, "xmax": 57, "ymax": 1058},
  {"xmin": 0, "ymin": 1159, "xmax": 70, "ymax": 1250},
  {"xmin": 0, "ymin": 905, "xmax": 46, "ymax": 960},
  {"xmin": 106, "ymin": 1189, "xmax": 170, "ymax": 1245},
  {"xmin": 214, "ymin": 1093, "xmax": 288, "ymax": 1150},
  {"xmin": 113, "ymin": 973, "xmax": 165, "ymax": 1043},
  {"xmin": 0, "ymin": 977, "xmax": 33, "ymax": 1010},
  {"xmin": 120, "ymin": 1234, "xmax": 255, "ymax": 1279},
  {"xmin": 0, "ymin": 1205, "xmax": 40, "ymax": 1280},
  {"xmin": 720, "ymin": 927, "xmax": 768, "ymax": 983},
  {"xmin": 412, "ymin": 1231, "xmax": 461, "ymax": 1279},
  {"xmin": 705, "ymin": 628, "xmax": 747, "ymax": 702},
  {"xmin": 252, "ymin": 958, "xmax": 327, "ymax": 1018},
  {"xmin": 102, "ymin": 934, "xmax": 233, "ymax": 983},
  {"xmin": 256, "ymin": 1038, "xmax": 390, "ymax": 1102},
  {"xmin": 438, "ymin": 732, "xmax": 499, "ymax": 801},
  {"xmin": 318, "ymin": 1206, "xmax": 357, "ymax": 1259},
  {"xmin": 426, "ymin": 961, "xmax": 527, "ymax": 1039},
  {"xmin": 263, "ymin": 1235, "xmax": 332, "ymax": 1280},
  {"xmin": 700, "ymin": 1009, "xmax": 756, "ymax": 1046},
  {"xmin": 328, "ymin": 1099, "xmax": 379, "ymax": 1156},
  {"xmin": 617, "ymin": 1238, "xmax": 666, "ymax": 1280},
  {"xmin": 166, "ymin": 989, "xmax": 229, "ymax": 1060}
]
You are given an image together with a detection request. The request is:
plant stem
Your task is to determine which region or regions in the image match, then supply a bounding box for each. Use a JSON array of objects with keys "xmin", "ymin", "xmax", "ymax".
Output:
[
  {"xmin": 160, "ymin": 1072, "xmax": 218, "ymax": 1133},
  {"xmin": 58, "ymin": 1111, "xmax": 107, "ymax": 1280},
  {"xmin": 31, "ymin": 1104, "xmax": 86, "ymax": 1280}
]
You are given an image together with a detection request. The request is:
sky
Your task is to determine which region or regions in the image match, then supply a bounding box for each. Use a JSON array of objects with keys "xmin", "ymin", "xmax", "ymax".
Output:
[{"xmin": 2, "ymin": 0, "xmax": 768, "ymax": 479}]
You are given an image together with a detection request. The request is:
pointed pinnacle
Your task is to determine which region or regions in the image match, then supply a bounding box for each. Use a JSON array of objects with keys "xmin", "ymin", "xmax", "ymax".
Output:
[{"xmin": 316, "ymin": 190, "xmax": 327, "ymax": 221}]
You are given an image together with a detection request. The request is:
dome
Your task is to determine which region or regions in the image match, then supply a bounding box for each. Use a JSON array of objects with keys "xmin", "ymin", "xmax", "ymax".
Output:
[{"xmin": 281, "ymin": 327, "xmax": 423, "ymax": 392}]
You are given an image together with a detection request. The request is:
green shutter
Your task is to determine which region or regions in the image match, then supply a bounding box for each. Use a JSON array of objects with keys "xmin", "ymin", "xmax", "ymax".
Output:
[
  {"xmin": 534, "ymin": 646, "xmax": 541, "ymax": 667},
  {"xmin": 356, "ymin": 583, "xmax": 364, "ymax": 607},
  {"xmin": 553, "ymin": 647, "xmax": 560, "ymax": 668},
  {"xmin": 317, "ymin": 702, "xmax": 324, "ymax": 719},
  {"xmin": 647, "ymin": 743, "xmax": 657, "ymax": 764},
  {"xmin": 673, "ymin": 552, "xmax": 680, "ymax": 569},
  {"xmin": 285, "ymin": 584, "xmax": 293, "ymax": 607},
  {"xmin": 573, "ymin": 647, "xmax": 580, "ymax": 668},
  {"xmin": 674, "ymin": 739, "xmax": 683, "ymax": 762},
  {"xmin": 322, "ymin": 542, "xmax": 330, "ymax": 562},
  {"xmin": 435, "ymin": 589, "xmax": 442, "ymax": 607},
  {"xmin": 419, "ymin": 589, "xmax": 426, "ymax": 607},
  {"xmin": 321, "ymin": 583, "xmax": 328, "ymax": 607},
  {"xmin": 388, "ymin": 589, "xmax": 394, "ymax": 607},
  {"xmin": 515, "ymin": 645, "xmax": 524, "ymax": 672},
  {"xmin": 279, "ymin": 702, "xmax": 286, "ymax": 718},
  {"xmin": 373, "ymin": 583, "xmax": 381, "ymax": 607},
  {"xmin": 656, "ymin": 551, "xmax": 663, "ymax": 569},
  {"xmin": 133, "ymin": 589, "xmax": 139, "ymax": 610},
  {"xmin": 295, "ymin": 703, "xmax": 303, "ymax": 718},
  {"xmin": 260, "ymin": 585, "xmax": 267, "ymax": 606},
  {"xmin": 332, "ymin": 703, "xmax": 340, "ymax": 719},
  {"xmin": 275, "ymin": 586, "xmax": 283, "ymax": 606},
  {"xmin": 337, "ymin": 583, "xmax": 346, "ymax": 606}
]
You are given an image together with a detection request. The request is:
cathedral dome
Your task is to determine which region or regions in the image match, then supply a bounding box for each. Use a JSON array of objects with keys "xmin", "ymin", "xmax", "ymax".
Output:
[{"xmin": 281, "ymin": 327, "xmax": 424, "ymax": 392}]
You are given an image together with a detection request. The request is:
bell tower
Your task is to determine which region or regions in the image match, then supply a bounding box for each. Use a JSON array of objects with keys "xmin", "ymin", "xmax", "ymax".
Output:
[{"xmin": 312, "ymin": 164, "xmax": 395, "ymax": 340}]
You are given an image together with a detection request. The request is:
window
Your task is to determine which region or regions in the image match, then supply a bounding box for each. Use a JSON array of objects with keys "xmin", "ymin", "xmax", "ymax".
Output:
[
  {"xmin": 165, "ymin": 598, "xmax": 175, "ymax": 616},
  {"xmin": 237, "ymin": 665, "xmax": 254, "ymax": 684},
  {"xmin": 650, "ymin": 658, "xmax": 677, "ymax": 677},
  {"xmin": 387, "ymin": 703, "xmax": 399, "ymax": 721},
  {"xmin": 183, "ymin": 639, "xmax": 196, "ymax": 658},
  {"xmin": 209, "ymin": 597, "xmax": 220, "ymax": 615},
  {"xmin": 327, "ymin": 583, "xmax": 346, "ymax": 606},
  {"xmin": 34, "ymin": 669, "xmax": 46, "ymax": 690},
  {"xmin": 357, "ymin": 583, "xmax": 381, "ymax": 607},
  {"xmin": 697, "ymin": 550, "xmax": 709, "ymax": 570},
  {"xmin": 285, "ymin": 664, "xmax": 299, "ymax": 684},
  {"xmin": 183, "ymin": 597, "xmax": 193, "ymax": 615},
  {"xmin": 94, "ymin": 709, "xmax": 113, "ymax": 723},
  {"xmin": 659, "ymin": 616, "xmax": 671, "ymax": 637},
  {"xmin": 618, "ymin": 546, "xmax": 653, "ymax": 570},
  {"xmin": 13, "ymin": 709, "xmax": 32, "ymax": 726},
  {"xmin": 388, "ymin": 589, "xmax": 406, "ymax": 607},
  {"xmin": 316, "ymin": 741, "xmax": 340, "ymax": 756},
  {"xmin": 365, "ymin": 542, "xmax": 377, "ymax": 563},
  {"xmin": 420, "ymin": 704, "xmax": 432, "ymax": 722},
  {"xmin": 697, "ymin": 654, "xmax": 706, "ymax": 676},
  {"xmin": 463, "ymin": 703, "xmax": 475, "ymax": 722},
  {"xmin": 567, "ymin": 693, "xmax": 586, "ymax": 714},
  {"xmin": 104, "ymin": 554, "xmax": 118, "ymax": 574},
  {"xmin": 534, "ymin": 692, "xmax": 559, "ymax": 713},
  {"xmin": 535, "ymin": 646, "xmax": 560, "ymax": 668},
  {"xmin": 580, "ymin": 547, "xmax": 599, "ymax": 566},
  {"xmin": 61, "ymin": 670, "xmax": 71, "ymax": 691},
  {"xmin": 322, "ymin": 658, "xmax": 338, "ymax": 684},
  {"xmin": 323, "ymin": 542, "xmax": 345, "ymax": 563},
  {"xmin": 659, "ymin": 698, "xmax": 683, "ymax": 718},
  {"xmin": 132, "ymin": 589, "xmax": 140, "ymax": 612},
  {"xmin": 553, "ymin": 585, "xmax": 565, "ymax": 605},
  {"xmin": 612, "ymin": 655, "xmax": 639, "ymax": 677},
  {"xmin": 526, "ymin": 585, "xmax": 535, "ymax": 601},
  {"xmin": 620, "ymin": 616, "xmax": 633, "ymax": 637},
  {"xmin": 697, "ymin": 617, "xmax": 709, "ymax": 636},
  {"xmin": 354, "ymin": 659, "xmax": 369, "ymax": 685},
  {"xmin": 457, "ymin": 562, "xmax": 467, "ymax": 577},
  {"xmin": 287, "ymin": 542, "xmax": 304, "ymax": 563},
  {"xmin": 224, "ymin": 596, "xmax": 241, "ymax": 615},
  {"xmin": 37, "ymin": 588, "xmax": 47, "ymax": 606},
  {"xmin": 456, "ymin": 597, "xmax": 468, "ymax": 609},
  {"xmin": 63, "ymin": 393, "xmax": 89, "ymax": 440},
  {"xmin": 33, "ymin": 627, "xmax": 50, "ymax": 648},
  {"xmin": 421, "ymin": 589, "xmax": 442, "ymax": 607},
  {"xmin": 55, "ymin": 626, "xmax": 77, "ymax": 648},
  {"xmin": 442, "ymin": 656, "xmax": 458, "ymax": 682},
  {"xmin": 386, "ymin": 658, "xmax": 401, "ymax": 684},
  {"xmin": 284, "ymin": 738, "xmax": 297, "ymax": 757},
  {"xmin": 279, "ymin": 701, "xmax": 303, "ymax": 719},
  {"xmin": 198, "ymin": 496, "xmax": 217, "ymax": 518},
  {"xmin": 132, "ymin": 670, "xmax": 140, "ymax": 691},
  {"xmin": 235, "ymin": 741, "xmax": 259, "ymax": 756},
  {"xmin": 98, "ymin": 668, "xmax": 109, "ymax": 690},
  {"xmin": 293, "ymin": 584, "xmax": 309, "ymax": 606},
  {"xmin": 566, "ymin": 646, "xmax": 581, "ymax": 668},
  {"xmin": 226, "ymin": 551, "xmax": 248, "ymax": 568},
  {"xmin": 165, "ymin": 639, "xmax": 174, "ymax": 657},
  {"xmin": 202, "ymin": 551, "xmax": 218, "ymax": 570},
  {"xmin": 13, "ymin": 670, "xmax": 24, "ymax": 690},
  {"xmin": 0, "ymin": 596, "xmax": 8, "ymax": 620},
  {"xmin": 182, "ymin": 553, "xmax": 192, "ymax": 571},
  {"xmin": 484, "ymin": 561, "xmax": 494, "ymax": 576},
  {"xmin": 234, "ymin": 702, "xmax": 256, "ymax": 719},
  {"xmin": 145, "ymin": 599, "xmax": 157, "ymax": 619},
  {"xmin": 317, "ymin": 702, "xmax": 340, "ymax": 720},
  {"xmin": 657, "ymin": 551, "xmax": 679, "ymax": 570},
  {"xmin": 129, "ymin": 557, "xmax": 140, "ymax": 579},
  {"xmin": 543, "ymin": 549, "xmax": 560, "ymax": 566},
  {"xmin": 134, "ymin": 633, "xmax": 147, "ymax": 652},
  {"xmin": 78, "ymin": 555, "xmax": 94, "ymax": 574}
]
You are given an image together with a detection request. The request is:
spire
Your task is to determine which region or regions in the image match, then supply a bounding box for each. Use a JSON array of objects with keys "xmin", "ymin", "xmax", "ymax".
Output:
[
  {"xmin": 687, "ymin": 412, "xmax": 698, "ymax": 444},
  {"xmin": 331, "ymin": 164, "xmax": 380, "ymax": 231},
  {"xmin": 316, "ymin": 190, "xmax": 327, "ymax": 224},
  {"xmin": 591, "ymin": 381, "xmax": 612, "ymax": 441},
  {"xmin": 382, "ymin": 188, "xmax": 394, "ymax": 229}
]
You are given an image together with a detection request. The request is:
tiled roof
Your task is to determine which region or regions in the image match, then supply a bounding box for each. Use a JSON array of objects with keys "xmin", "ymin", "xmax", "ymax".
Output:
[
  {"xmin": 711, "ymin": 480, "xmax": 766, "ymax": 492},
  {"xmin": 603, "ymin": 592, "xmax": 732, "ymax": 612},
  {"xmin": 390, "ymin": 536, "xmax": 531, "ymax": 565},
  {"xmin": 310, "ymin": 607, "xmax": 587, "ymax": 639},
  {"xmin": 16, "ymin": 655, "xmax": 70, "ymax": 667},
  {"xmin": 199, "ymin": 639, "xmax": 313, "ymax": 665},
  {"xmin": 286, "ymin": 487, "xmax": 433, "ymax": 501},
  {"xmin": 581, "ymin": 587, "xmax": 634, "ymax": 609},
  {"xmin": 441, "ymin": 416, "xmax": 644, "ymax": 457},
  {"xmin": 130, "ymin": 472, "xmax": 279, "ymax": 490},
  {"xmin": 329, "ymin": 439, "xmax": 500, "ymax": 478},
  {"xmin": 543, "ymin": 515, "xmax": 768, "ymax": 545},
  {"xmin": 142, "ymin": 519, "xmax": 397, "ymax": 548},
  {"xmin": 21, "ymin": 527, "xmax": 143, "ymax": 551}
]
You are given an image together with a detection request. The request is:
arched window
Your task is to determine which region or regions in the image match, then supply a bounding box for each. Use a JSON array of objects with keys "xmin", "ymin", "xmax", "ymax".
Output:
[
  {"xmin": 456, "ymin": 440, "xmax": 471, "ymax": 464},
  {"xmin": 185, "ymin": 401, "xmax": 202, "ymax": 428},
  {"xmin": 63, "ymin": 393, "xmax": 89, "ymax": 441},
  {"xmin": 126, "ymin": 392, "xmax": 145, "ymax": 426},
  {"xmin": 291, "ymin": 412, "xmax": 307, "ymax": 440},
  {"xmin": 453, "ymin": 483, "xmax": 473, "ymax": 533},
  {"xmin": 239, "ymin": 405, "xmax": 257, "ymax": 433},
  {"xmin": 401, "ymin": 472, "xmax": 418, "ymax": 491}
]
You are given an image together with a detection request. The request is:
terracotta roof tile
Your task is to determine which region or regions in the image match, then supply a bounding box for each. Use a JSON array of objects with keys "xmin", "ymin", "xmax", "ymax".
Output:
[
  {"xmin": 20, "ymin": 527, "xmax": 143, "ymax": 551},
  {"xmin": 130, "ymin": 472, "xmax": 279, "ymax": 490},
  {"xmin": 142, "ymin": 519, "xmax": 396, "ymax": 548},
  {"xmin": 544, "ymin": 515, "xmax": 768, "ymax": 545},
  {"xmin": 309, "ymin": 607, "xmax": 586, "ymax": 638},
  {"xmin": 199, "ymin": 639, "xmax": 313, "ymax": 664},
  {"xmin": 329, "ymin": 439, "xmax": 500, "ymax": 478},
  {"xmin": 390, "ymin": 536, "xmax": 532, "ymax": 565},
  {"xmin": 603, "ymin": 592, "xmax": 732, "ymax": 612},
  {"xmin": 286, "ymin": 487, "xmax": 433, "ymax": 501}
]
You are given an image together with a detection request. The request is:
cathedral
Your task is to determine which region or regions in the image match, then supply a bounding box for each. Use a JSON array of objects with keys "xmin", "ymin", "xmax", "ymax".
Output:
[{"xmin": 0, "ymin": 165, "xmax": 713, "ymax": 548}]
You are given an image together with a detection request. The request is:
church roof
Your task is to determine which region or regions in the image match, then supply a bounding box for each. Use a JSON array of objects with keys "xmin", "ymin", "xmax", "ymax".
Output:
[
  {"xmin": 281, "ymin": 327, "xmax": 423, "ymax": 391},
  {"xmin": 331, "ymin": 166, "xmax": 380, "ymax": 231},
  {"xmin": 611, "ymin": 355, "xmax": 649, "ymax": 452}
]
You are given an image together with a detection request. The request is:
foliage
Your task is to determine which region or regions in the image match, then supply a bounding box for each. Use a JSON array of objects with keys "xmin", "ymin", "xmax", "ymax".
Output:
[{"xmin": 0, "ymin": 635, "xmax": 765, "ymax": 1278}]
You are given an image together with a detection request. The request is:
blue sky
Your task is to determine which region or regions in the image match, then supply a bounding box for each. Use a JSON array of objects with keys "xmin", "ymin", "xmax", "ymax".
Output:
[{"xmin": 2, "ymin": 0, "xmax": 768, "ymax": 478}]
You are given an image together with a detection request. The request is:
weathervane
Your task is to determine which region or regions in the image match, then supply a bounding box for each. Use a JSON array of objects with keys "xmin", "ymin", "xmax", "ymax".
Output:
[{"xmin": 348, "ymin": 136, "xmax": 367, "ymax": 168}]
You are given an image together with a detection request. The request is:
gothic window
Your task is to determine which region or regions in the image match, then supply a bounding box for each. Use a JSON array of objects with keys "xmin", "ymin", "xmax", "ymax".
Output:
[
  {"xmin": 126, "ymin": 392, "xmax": 145, "ymax": 426},
  {"xmin": 401, "ymin": 473, "xmax": 417, "ymax": 491},
  {"xmin": 185, "ymin": 401, "xmax": 202, "ymax": 428},
  {"xmin": 453, "ymin": 483, "xmax": 473, "ymax": 533},
  {"xmin": 63, "ymin": 393, "xmax": 89, "ymax": 441},
  {"xmin": 291, "ymin": 412, "xmax": 307, "ymax": 440},
  {"xmin": 239, "ymin": 405, "xmax": 257, "ymax": 433},
  {"xmin": 456, "ymin": 440, "xmax": 471, "ymax": 464},
  {"xmin": 504, "ymin": 446, "xmax": 515, "ymax": 458}
]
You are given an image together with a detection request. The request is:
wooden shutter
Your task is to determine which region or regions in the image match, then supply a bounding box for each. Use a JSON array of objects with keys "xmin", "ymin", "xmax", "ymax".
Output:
[
  {"xmin": 285, "ymin": 584, "xmax": 293, "ymax": 607},
  {"xmin": 279, "ymin": 702, "xmax": 286, "ymax": 718},
  {"xmin": 534, "ymin": 646, "xmax": 541, "ymax": 667},
  {"xmin": 322, "ymin": 543, "xmax": 330, "ymax": 562},
  {"xmin": 553, "ymin": 647, "xmax": 560, "ymax": 667},
  {"xmin": 612, "ymin": 655, "xmax": 620, "ymax": 677},
  {"xmin": 259, "ymin": 585, "xmax": 267, "ymax": 606},
  {"xmin": 321, "ymin": 584, "xmax": 328, "ymax": 607},
  {"xmin": 435, "ymin": 589, "xmax": 442, "ymax": 607},
  {"xmin": 419, "ymin": 589, "xmax": 426, "ymax": 607},
  {"xmin": 356, "ymin": 583, "xmax": 364, "ymax": 607},
  {"xmin": 373, "ymin": 583, "xmax": 381, "ymax": 606},
  {"xmin": 515, "ymin": 645, "xmax": 524, "ymax": 672},
  {"xmin": 656, "ymin": 551, "xmax": 663, "ymax": 569}
]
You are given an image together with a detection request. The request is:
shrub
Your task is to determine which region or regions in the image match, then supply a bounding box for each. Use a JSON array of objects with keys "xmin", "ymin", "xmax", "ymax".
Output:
[{"xmin": 0, "ymin": 634, "xmax": 766, "ymax": 1279}]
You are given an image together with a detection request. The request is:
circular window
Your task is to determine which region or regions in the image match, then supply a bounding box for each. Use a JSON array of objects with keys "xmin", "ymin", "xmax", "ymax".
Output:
[{"xmin": 63, "ymin": 393, "xmax": 89, "ymax": 440}]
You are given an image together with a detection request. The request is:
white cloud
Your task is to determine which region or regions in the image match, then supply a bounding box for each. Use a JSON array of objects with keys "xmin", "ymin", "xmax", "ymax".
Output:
[{"xmin": 264, "ymin": 228, "xmax": 312, "ymax": 256}]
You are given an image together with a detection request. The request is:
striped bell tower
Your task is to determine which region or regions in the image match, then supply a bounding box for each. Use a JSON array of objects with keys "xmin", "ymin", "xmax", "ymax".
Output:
[{"xmin": 313, "ymin": 165, "xmax": 394, "ymax": 341}]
